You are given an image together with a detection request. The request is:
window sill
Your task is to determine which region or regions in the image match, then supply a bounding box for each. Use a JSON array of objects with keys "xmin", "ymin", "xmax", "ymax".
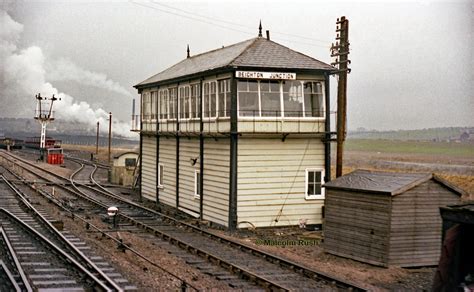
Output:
[{"xmin": 304, "ymin": 195, "xmax": 325, "ymax": 201}]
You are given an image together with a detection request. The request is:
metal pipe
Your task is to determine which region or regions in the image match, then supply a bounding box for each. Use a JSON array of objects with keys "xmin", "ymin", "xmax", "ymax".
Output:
[
  {"xmin": 228, "ymin": 73, "xmax": 238, "ymax": 231},
  {"xmin": 199, "ymin": 80, "xmax": 204, "ymax": 219},
  {"xmin": 324, "ymin": 73, "xmax": 331, "ymax": 182}
]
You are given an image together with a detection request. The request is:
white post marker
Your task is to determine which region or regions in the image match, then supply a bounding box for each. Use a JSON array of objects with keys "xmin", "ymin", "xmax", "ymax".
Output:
[{"xmin": 107, "ymin": 206, "xmax": 119, "ymax": 228}]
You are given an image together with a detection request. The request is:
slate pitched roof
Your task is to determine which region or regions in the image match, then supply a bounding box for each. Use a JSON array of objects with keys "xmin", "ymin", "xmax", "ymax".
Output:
[
  {"xmin": 135, "ymin": 37, "xmax": 334, "ymax": 87},
  {"xmin": 324, "ymin": 170, "xmax": 465, "ymax": 196}
]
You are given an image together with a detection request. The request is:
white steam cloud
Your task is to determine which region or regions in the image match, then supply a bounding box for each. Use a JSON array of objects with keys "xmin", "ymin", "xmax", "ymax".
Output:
[
  {"xmin": 0, "ymin": 10, "xmax": 134, "ymax": 138},
  {"xmin": 46, "ymin": 58, "xmax": 132, "ymax": 97}
]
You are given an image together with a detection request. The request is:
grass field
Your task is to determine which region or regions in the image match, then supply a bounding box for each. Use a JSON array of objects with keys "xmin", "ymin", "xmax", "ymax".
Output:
[
  {"xmin": 342, "ymin": 139, "xmax": 474, "ymax": 198},
  {"xmin": 345, "ymin": 139, "xmax": 474, "ymax": 158}
]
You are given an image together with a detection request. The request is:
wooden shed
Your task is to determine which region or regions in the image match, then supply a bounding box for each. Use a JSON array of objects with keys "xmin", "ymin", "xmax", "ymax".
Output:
[
  {"xmin": 110, "ymin": 152, "xmax": 139, "ymax": 186},
  {"xmin": 323, "ymin": 170, "xmax": 463, "ymax": 267}
]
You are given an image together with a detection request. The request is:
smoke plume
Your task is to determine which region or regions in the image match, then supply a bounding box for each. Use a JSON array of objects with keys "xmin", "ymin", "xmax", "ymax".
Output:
[
  {"xmin": 0, "ymin": 10, "xmax": 134, "ymax": 138},
  {"xmin": 46, "ymin": 58, "xmax": 132, "ymax": 97}
]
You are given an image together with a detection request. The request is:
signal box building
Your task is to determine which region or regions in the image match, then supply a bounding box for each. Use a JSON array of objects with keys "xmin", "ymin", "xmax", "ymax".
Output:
[{"xmin": 133, "ymin": 32, "xmax": 335, "ymax": 229}]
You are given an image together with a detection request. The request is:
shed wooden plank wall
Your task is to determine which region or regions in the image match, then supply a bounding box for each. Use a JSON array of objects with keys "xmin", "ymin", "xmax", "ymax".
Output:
[
  {"xmin": 141, "ymin": 135, "xmax": 157, "ymax": 201},
  {"xmin": 158, "ymin": 137, "xmax": 177, "ymax": 206},
  {"xmin": 237, "ymin": 138, "xmax": 325, "ymax": 228},
  {"xmin": 203, "ymin": 139, "xmax": 230, "ymax": 227},
  {"xmin": 324, "ymin": 190, "xmax": 391, "ymax": 266},
  {"xmin": 178, "ymin": 138, "xmax": 200, "ymax": 215},
  {"xmin": 389, "ymin": 181, "xmax": 460, "ymax": 267}
]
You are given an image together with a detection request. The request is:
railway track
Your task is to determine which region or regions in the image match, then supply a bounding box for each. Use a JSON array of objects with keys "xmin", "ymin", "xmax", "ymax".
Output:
[
  {"xmin": 1, "ymin": 150, "xmax": 368, "ymax": 291},
  {"xmin": 0, "ymin": 174, "xmax": 135, "ymax": 291}
]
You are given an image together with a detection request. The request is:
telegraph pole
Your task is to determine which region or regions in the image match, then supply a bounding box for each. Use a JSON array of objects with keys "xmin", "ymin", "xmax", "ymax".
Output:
[
  {"xmin": 96, "ymin": 121, "xmax": 100, "ymax": 155},
  {"xmin": 331, "ymin": 16, "xmax": 351, "ymax": 178},
  {"xmin": 108, "ymin": 112, "xmax": 112, "ymax": 165}
]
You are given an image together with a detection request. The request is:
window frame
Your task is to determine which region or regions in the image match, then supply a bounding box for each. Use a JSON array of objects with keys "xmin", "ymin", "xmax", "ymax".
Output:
[
  {"xmin": 236, "ymin": 79, "xmax": 326, "ymax": 120},
  {"xmin": 305, "ymin": 168, "xmax": 325, "ymax": 200},
  {"xmin": 194, "ymin": 169, "xmax": 201, "ymax": 199},
  {"xmin": 142, "ymin": 92, "xmax": 152, "ymax": 121},
  {"xmin": 124, "ymin": 158, "xmax": 136, "ymax": 168},
  {"xmin": 203, "ymin": 80, "xmax": 219, "ymax": 119},
  {"xmin": 157, "ymin": 163, "xmax": 164, "ymax": 189}
]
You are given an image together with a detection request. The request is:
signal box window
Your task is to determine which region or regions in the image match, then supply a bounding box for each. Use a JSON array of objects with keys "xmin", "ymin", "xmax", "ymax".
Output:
[
  {"xmin": 125, "ymin": 158, "xmax": 136, "ymax": 168},
  {"xmin": 305, "ymin": 169, "xmax": 325, "ymax": 199},
  {"xmin": 194, "ymin": 170, "xmax": 201, "ymax": 198},
  {"xmin": 158, "ymin": 163, "xmax": 164, "ymax": 188}
]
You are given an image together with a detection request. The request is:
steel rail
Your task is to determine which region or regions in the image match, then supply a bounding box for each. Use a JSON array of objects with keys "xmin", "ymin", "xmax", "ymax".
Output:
[
  {"xmin": 1, "ymin": 150, "xmax": 367, "ymax": 291},
  {"xmin": 0, "ymin": 208, "xmax": 113, "ymax": 292},
  {"xmin": 0, "ymin": 226, "xmax": 33, "ymax": 292},
  {"xmin": 70, "ymin": 163, "xmax": 289, "ymax": 291},
  {"xmin": 0, "ymin": 260, "xmax": 21, "ymax": 292},
  {"xmin": 0, "ymin": 174, "xmax": 123, "ymax": 292},
  {"xmin": 3, "ymin": 157, "xmax": 199, "ymax": 291}
]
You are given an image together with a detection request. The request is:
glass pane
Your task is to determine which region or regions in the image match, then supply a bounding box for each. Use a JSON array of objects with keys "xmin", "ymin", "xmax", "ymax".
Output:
[
  {"xmin": 210, "ymin": 82, "xmax": 217, "ymax": 117},
  {"xmin": 260, "ymin": 81, "xmax": 281, "ymax": 117},
  {"xmin": 179, "ymin": 88, "xmax": 185, "ymax": 119},
  {"xmin": 184, "ymin": 89, "xmax": 190, "ymax": 119},
  {"xmin": 173, "ymin": 89, "xmax": 177, "ymax": 119},
  {"xmin": 238, "ymin": 92, "xmax": 259, "ymax": 116},
  {"xmin": 307, "ymin": 184, "xmax": 314, "ymax": 195},
  {"xmin": 151, "ymin": 92, "xmax": 157, "ymax": 119},
  {"xmin": 203, "ymin": 83, "xmax": 209, "ymax": 118},
  {"xmin": 226, "ymin": 92, "xmax": 231, "ymax": 117},
  {"xmin": 304, "ymin": 82, "xmax": 323, "ymax": 117},
  {"xmin": 282, "ymin": 81, "xmax": 303, "ymax": 117},
  {"xmin": 237, "ymin": 80, "xmax": 247, "ymax": 91},
  {"xmin": 314, "ymin": 184, "xmax": 321, "ymax": 195},
  {"xmin": 315, "ymin": 171, "xmax": 321, "ymax": 182},
  {"xmin": 159, "ymin": 165, "xmax": 164, "ymax": 185},
  {"xmin": 248, "ymin": 80, "xmax": 258, "ymax": 91},
  {"xmin": 270, "ymin": 81, "xmax": 279, "ymax": 92},
  {"xmin": 308, "ymin": 171, "xmax": 314, "ymax": 183},
  {"xmin": 218, "ymin": 80, "xmax": 226, "ymax": 117}
]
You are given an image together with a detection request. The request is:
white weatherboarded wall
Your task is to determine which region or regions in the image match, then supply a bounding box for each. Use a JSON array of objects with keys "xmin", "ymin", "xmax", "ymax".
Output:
[
  {"xmin": 158, "ymin": 137, "xmax": 177, "ymax": 207},
  {"xmin": 178, "ymin": 138, "xmax": 200, "ymax": 216},
  {"xmin": 203, "ymin": 138, "xmax": 230, "ymax": 227},
  {"xmin": 141, "ymin": 136, "xmax": 157, "ymax": 201},
  {"xmin": 237, "ymin": 137, "xmax": 325, "ymax": 228}
]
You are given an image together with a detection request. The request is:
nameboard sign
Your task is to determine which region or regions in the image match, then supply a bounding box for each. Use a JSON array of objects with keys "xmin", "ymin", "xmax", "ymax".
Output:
[{"xmin": 236, "ymin": 71, "xmax": 296, "ymax": 80}]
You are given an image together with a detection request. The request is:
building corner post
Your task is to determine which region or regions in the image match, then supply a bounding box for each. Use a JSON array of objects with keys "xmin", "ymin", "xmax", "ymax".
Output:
[
  {"xmin": 324, "ymin": 72, "xmax": 331, "ymax": 182},
  {"xmin": 199, "ymin": 79, "xmax": 204, "ymax": 220},
  {"xmin": 229, "ymin": 73, "xmax": 238, "ymax": 231}
]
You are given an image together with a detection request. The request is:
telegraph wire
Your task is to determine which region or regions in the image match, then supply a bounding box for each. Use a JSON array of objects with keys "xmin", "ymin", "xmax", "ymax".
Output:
[
  {"xmin": 130, "ymin": 0, "xmax": 331, "ymax": 48},
  {"xmin": 149, "ymin": 1, "xmax": 331, "ymax": 44},
  {"xmin": 130, "ymin": 1, "xmax": 256, "ymax": 36}
]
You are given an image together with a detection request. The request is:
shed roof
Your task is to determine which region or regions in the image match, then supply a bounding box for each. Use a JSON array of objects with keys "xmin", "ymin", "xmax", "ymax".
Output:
[
  {"xmin": 113, "ymin": 151, "xmax": 139, "ymax": 159},
  {"xmin": 135, "ymin": 37, "xmax": 334, "ymax": 87},
  {"xmin": 324, "ymin": 169, "xmax": 465, "ymax": 196}
]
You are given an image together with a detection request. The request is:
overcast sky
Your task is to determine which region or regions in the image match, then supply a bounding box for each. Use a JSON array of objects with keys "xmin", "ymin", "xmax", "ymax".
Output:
[{"xmin": 1, "ymin": 0, "xmax": 472, "ymax": 133}]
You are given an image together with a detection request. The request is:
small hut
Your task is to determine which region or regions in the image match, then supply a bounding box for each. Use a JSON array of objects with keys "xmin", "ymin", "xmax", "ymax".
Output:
[
  {"xmin": 323, "ymin": 170, "xmax": 463, "ymax": 267},
  {"xmin": 110, "ymin": 152, "xmax": 139, "ymax": 186}
]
